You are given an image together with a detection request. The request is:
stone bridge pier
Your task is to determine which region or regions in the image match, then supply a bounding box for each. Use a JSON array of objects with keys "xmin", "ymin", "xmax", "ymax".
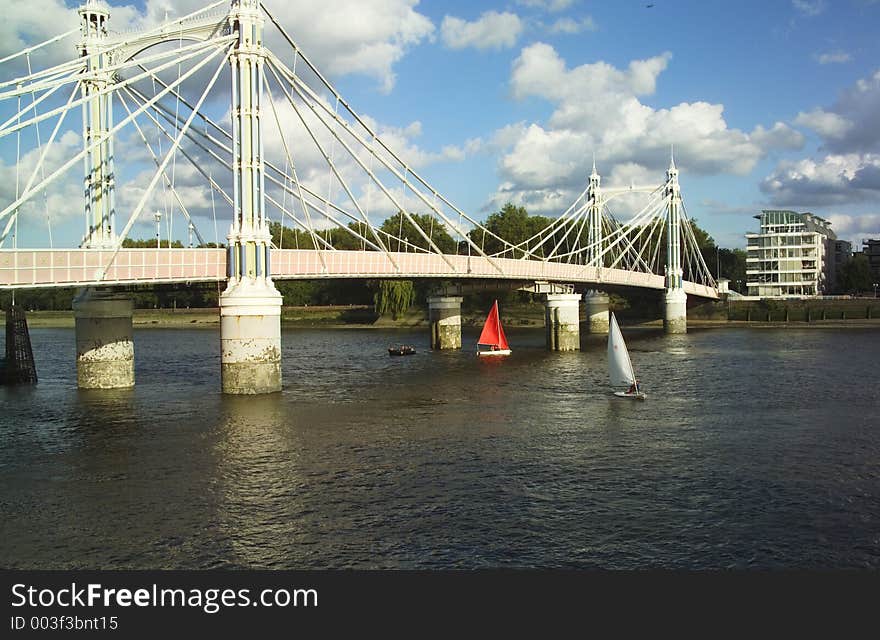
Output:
[
  {"xmin": 583, "ymin": 291, "xmax": 609, "ymax": 334},
  {"xmin": 428, "ymin": 296, "xmax": 463, "ymax": 350},
  {"xmin": 73, "ymin": 288, "xmax": 134, "ymax": 389},
  {"xmin": 544, "ymin": 293, "xmax": 581, "ymax": 351}
]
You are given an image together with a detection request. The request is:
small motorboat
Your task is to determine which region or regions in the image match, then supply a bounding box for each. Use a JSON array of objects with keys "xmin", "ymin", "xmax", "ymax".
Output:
[{"xmin": 388, "ymin": 345, "xmax": 416, "ymax": 356}]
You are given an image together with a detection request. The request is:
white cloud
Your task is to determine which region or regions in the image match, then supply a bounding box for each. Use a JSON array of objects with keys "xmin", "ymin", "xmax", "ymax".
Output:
[
  {"xmin": 812, "ymin": 69, "xmax": 880, "ymax": 154},
  {"xmin": 794, "ymin": 109, "xmax": 854, "ymax": 140},
  {"xmin": 826, "ymin": 213, "xmax": 880, "ymax": 243},
  {"xmin": 751, "ymin": 122, "xmax": 807, "ymax": 150},
  {"xmin": 815, "ymin": 51, "xmax": 852, "ymax": 65},
  {"xmin": 761, "ymin": 68, "xmax": 880, "ymax": 218},
  {"xmin": 2, "ymin": 0, "xmax": 434, "ymax": 94},
  {"xmin": 792, "ymin": 0, "xmax": 826, "ymax": 16},
  {"xmin": 487, "ymin": 43, "xmax": 804, "ymax": 214},
  {"xmin": 516, "ymin": 0, "xmax": 576, "ymax": 12},
  {"xmin": 546, "ymin": 17, "xmax": 597, "ymax": 35},
  {"xmin": 761, "ymin": 153, "xmax": 880, "ymax": 205},
  {"xmin": 441, "ymin": 11, "xmax": 524, "ymax": 51},
  {"xmin": 0, "ymin": 0, "xmax": 81, "ymax": 75}
]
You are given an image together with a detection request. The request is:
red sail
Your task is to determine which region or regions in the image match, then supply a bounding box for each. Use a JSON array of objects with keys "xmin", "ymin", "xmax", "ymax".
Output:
[{"xmin": 478, "ymin": 301, "xmax": 509, "ymax": 350}]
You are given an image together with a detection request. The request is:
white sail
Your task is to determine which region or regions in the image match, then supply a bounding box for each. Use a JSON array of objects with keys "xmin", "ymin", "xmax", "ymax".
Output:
[{"xmin": 607, "ymin": 313, "xmax": 636, "ymax": 387}]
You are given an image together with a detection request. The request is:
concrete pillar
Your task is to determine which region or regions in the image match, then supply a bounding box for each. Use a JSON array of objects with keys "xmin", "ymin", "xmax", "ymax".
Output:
[
  {"xmin": 428, "ymin": 296, "xmax": 462, "ymax": 350},
  {"xmin": 73, "ymin": 288, "xmax": 134, "ymax": 389},
  {"xmin": 544, "ymin": 293, "xmax": 581, "ymax": 351},
  {"xmin": 583, "ymin": 291, "xmax": 609, "ymax": 334},
  {"xmin": 220, "ymin": 280, "xmax": 282, "ymax": 394},
  {"xmin": 664, "ymin": 288, "xmax": 688, "ymax": 334}
]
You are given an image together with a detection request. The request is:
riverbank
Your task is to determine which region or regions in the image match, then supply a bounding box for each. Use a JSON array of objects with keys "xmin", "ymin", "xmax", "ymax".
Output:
[
  {"xmin": 18, "ymin": 306, "xmax": 880, "ymax": 330},
  {"xmin": 21, "ymin": 305, "xmax": 549, "ymax": 329}
]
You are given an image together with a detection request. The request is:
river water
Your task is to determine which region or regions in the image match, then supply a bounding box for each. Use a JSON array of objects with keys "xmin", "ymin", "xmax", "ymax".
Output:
[{"xmin": 1, "ymin": 325, "xmax": 878, "ymax": 569}]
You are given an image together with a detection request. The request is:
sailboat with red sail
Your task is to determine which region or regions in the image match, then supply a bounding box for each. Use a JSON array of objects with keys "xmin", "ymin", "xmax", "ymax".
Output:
[{"xmin": 476, "ymin": 300, "xmax": 511, "ymax": 356}]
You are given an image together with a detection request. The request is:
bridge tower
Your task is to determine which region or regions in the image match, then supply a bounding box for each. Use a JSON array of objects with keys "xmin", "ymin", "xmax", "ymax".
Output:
[
  {"xmin": 78, "ymin": 0, "xmax": 116, "ymax": 250},
  {"xmin": 663, "ymin": 153, "xmax": 687, "ymax": 333},
  {"xmin": 583, "ymin": 159, "xmax": 609, "ymax": 334},
  {"xmin": 219, "ymin": 0, "xmax": 282, "ymax": 394},
  {"xmin": 72, "ymin": 0, "xmax": 134, "ymax": 389}
]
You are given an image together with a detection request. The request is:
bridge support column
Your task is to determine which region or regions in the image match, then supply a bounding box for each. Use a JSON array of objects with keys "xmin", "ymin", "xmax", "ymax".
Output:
[
  {"xmin": 583, "ymin": 291, "xmax": 609, "ymax": 334},
  {"xmin": 544, "ymin": 293, "xmax": 581, "ymax": 351},
  {"xmin": 220, "ymin": 280, "xmax": 282, "ymax": 395},
  {"xmin": 73, "ymin": 288, "xmax": 134, "ymax": 389},
  {"xmin": 220, "ymin": 0, "xmax": 282, "ymax": 394},
  {"xmin": 428, "ymin": 296, "xmax": 462, "ymax": 350},
  {"xmin": 663, "ymin": 152, "xmax": 687, "ymax": 334},
  {"xmin": 664, "ymin": 288, "xmax": 688, "ymax": 334}
]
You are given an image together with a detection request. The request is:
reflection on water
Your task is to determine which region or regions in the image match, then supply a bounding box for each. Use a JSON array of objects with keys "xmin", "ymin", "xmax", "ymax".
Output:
[{"xmin": 1, "ymin": 326, "xmax": 878, "ymax": 569}]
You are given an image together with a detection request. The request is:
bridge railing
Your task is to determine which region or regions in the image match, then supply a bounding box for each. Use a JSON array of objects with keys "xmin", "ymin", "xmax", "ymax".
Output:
[
  {"xmin": 0, "ymin": 248, "xmax": 226, "ymax": 288},
  {"xmin": 0, "ymin": 248, "xmax": 713, "ymax": 298}
]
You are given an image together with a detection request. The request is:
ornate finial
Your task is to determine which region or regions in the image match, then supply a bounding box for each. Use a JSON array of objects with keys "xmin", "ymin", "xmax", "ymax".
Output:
[{"xmin": 588, "ymin": 152, "xmax": 600, "ymax": 191}]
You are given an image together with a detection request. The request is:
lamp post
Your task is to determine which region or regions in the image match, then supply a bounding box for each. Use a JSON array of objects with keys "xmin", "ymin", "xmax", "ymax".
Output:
[{"xmin": 154, "ymin": 211, "xmax": 162, "ymax": 248}]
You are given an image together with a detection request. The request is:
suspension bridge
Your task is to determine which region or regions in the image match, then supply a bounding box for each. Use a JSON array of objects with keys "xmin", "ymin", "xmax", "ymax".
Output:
[{"xmin": 0, "ymin": 0, "xmax": 718, "ymax": 393}]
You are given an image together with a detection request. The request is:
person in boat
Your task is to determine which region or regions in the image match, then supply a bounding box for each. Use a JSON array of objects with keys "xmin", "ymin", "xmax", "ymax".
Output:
[{"xmin": 627, "ymin": 380, "xmax": 640, "ymax": 394}]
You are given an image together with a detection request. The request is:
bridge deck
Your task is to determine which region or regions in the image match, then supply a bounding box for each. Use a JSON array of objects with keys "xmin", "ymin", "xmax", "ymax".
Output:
[{"xmin": 0, "ymin": 249, "xmax": 717, "ymax": 299}]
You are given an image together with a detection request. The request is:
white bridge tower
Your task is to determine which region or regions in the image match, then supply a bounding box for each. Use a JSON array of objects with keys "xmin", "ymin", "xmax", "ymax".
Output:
[
  {"xmin": 72, "ymin": 0, "xmax": 134, "ymax": 390},
  {"xmin": 663, "ymin": 153, "xmax": 687, "ymax": 333},
  {"xmin": 583, "ymin": 159, "xmax": 609, "ymax": 334},
  {"xmin": 219, "ymin": 0, "xmax": 283, "ymax": 394}
]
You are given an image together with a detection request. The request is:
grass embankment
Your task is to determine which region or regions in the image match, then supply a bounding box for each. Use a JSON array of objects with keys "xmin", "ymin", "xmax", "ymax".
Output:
[{"xmin": 24, "ymin": 308, "xmax": 220, "ymax": 328}]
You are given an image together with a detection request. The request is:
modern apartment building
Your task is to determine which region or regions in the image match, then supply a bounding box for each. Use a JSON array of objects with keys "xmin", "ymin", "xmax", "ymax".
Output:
[{"xmin": 745, "ymin": 210, "xmax": 838, "ymax": 297}]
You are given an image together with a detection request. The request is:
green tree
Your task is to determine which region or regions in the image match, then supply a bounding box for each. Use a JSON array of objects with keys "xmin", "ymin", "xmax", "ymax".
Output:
[
  {"xmin": 838, "ymin": 254, "xmax": 872, "ymax": 293},
  {"xmin": 122, "ymin": 237, "xmax": 184, "ymax": 248},
  {"xmin": 467, "ymin": 203, "xmax": 558, "ymax": 258},
  {"xmin": 378, "ymin": 211, "xmax": 456, "ymax": 254},
  {"xmin": 683, "ymin": 217, "xmax": 718, "ymax": 280},
  {"xmin": 719, "ymin": 248, "xmax": 747, "ymax": 292},
  {"xmin": 269, "ymin": 220, "xmax": 390, "ymax": 251},
  {"xmin": 372, "ymin": 280, "xmax": 415, "ymax": 319}
]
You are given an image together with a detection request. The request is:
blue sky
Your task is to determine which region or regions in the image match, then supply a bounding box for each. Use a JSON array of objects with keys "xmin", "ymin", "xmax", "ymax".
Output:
[
  {"xmin": 3, "ymin": 0, "xmax": 880, "ymax": 250},
  {"xmin": 331, "ymin": 0, "xmax": 880, "ymax": 249}
]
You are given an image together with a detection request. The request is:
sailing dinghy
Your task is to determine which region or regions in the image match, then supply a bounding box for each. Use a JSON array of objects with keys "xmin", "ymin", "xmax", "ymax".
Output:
[
  {"xmin": 477, "ymin": 300, "xmax": 511, "ymax": 356},
  {"xmin": 608, "ymin": 313, "xmax": 646, "ymax": 399}
]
